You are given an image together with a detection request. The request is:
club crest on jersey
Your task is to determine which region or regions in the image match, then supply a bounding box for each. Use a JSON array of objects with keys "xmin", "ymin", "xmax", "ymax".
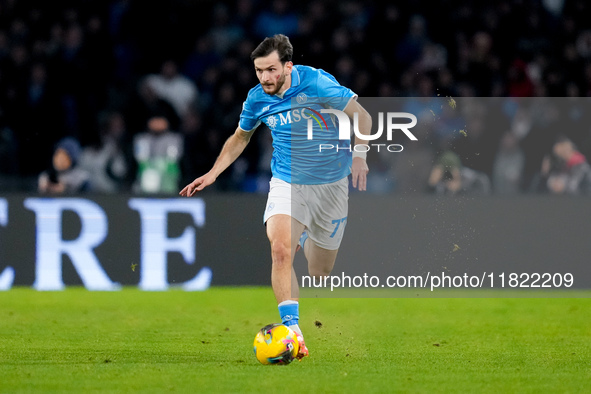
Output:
[
  {"xmin": 266, "ymin": 115, "xmax": 278, "ymax": 130},
  {"xmin": 296, "ymin": 93, "xmax": 307, "ymax": 104}
]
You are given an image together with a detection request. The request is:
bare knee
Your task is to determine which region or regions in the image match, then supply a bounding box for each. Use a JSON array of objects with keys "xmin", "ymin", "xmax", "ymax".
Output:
[
  {"xmin": 307, "ymin": 244, "xmax": 338, "ymax": 277},
  {"xmin": 266, "ymin": 214, "xmax": 301, "ymax": 270},
  {"xmin": 270, "ymin": 240, "xmax": 292, "ymax": 269},
  {"xmin": 308, "ymin": 266, "xmax": 332, "ymax": 278}
]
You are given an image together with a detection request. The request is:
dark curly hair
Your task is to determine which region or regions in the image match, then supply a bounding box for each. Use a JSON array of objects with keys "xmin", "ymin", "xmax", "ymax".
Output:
[{"xmin": 250, "ymin": 34, "xmax": 293, "ymax": 63}]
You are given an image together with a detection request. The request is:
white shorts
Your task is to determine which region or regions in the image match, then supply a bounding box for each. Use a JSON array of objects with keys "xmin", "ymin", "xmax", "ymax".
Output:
[{"xmin": 263, "ymin": 177, "xmax": 349, "ymax": 250}]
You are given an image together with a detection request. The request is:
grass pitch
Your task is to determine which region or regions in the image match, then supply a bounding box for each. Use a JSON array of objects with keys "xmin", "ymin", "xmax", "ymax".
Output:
[{"xmin": 0, "ymin": 288, "xmax": 590, "ymax": 393}]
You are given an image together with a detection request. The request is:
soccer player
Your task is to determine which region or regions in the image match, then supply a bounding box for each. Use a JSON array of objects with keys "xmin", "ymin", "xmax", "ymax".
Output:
[{"xmin": 180, "ymin": 34, "xmax": 371, "ymax": 359}]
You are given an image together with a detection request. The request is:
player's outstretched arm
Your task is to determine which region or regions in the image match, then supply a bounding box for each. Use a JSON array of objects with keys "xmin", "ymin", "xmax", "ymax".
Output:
[
  {"xmin": 180, "ymin": 127, "xmax": 252, "ymax": 197},
  {"xmin": 344, "ymin": 99, "xmax": 371, "ymax": 191}
]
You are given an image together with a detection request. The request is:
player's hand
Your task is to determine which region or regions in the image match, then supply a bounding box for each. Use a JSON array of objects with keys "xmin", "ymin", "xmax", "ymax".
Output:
[
  {"xmin": 351, "ymin": 157, "xmax": 369, "ymax": 191},
  {"xmin": 179, "ymin": 173, "xmax": 216, "ymax": 197}
]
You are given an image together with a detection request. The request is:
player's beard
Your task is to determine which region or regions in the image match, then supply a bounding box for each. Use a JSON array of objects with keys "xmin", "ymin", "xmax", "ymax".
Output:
[{"xmin": 262, "ymin": 72, "xmax": 287, "ymax": 95}]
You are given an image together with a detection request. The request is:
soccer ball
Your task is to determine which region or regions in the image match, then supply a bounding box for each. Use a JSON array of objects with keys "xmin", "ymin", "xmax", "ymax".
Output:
[{"xmin": 253, "ymin": 323, "xmax": 299, "ymax": 365}]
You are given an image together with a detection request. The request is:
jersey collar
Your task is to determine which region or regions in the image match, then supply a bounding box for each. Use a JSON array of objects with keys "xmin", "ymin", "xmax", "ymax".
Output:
[
  {"xmin": 274, "ymin": 66, "xmax": 300, "ymax": 99},
  {"xmin": 291, "ymin": 66, "xmax": 301, "ymax": 87}
]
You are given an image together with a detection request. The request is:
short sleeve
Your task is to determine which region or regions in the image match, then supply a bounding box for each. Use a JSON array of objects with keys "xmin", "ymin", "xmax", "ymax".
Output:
[
  {"xmin": 316, "ymin": 70, "xmax": 357, "ymax": 111},
  {"xmin": 238, "ymin": 99, "xmax": 261, "ymax": 132}
]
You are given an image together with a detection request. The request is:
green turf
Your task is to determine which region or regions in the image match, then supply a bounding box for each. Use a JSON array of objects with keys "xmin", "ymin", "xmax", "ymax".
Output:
[{"xmin": 0, "ymin": 288, "xmax": 590, "ymax": 393}]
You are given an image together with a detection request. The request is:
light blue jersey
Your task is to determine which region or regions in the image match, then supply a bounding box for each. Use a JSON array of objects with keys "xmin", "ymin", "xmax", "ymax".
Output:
[{"xmin": 239, "ymin": 65, "xmax": 356, "ymax": 185}]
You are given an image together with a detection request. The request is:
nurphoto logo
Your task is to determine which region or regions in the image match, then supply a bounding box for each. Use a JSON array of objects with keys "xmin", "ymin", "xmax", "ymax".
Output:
[{"xmin": 307, "ymin": 109, "xmax": 418, "ymax": 153}]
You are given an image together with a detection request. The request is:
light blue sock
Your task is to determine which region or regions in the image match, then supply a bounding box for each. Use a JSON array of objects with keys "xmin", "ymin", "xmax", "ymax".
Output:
[{"xmin": 278, "ymin": 300, "xmax": 299, "ymax": 327}]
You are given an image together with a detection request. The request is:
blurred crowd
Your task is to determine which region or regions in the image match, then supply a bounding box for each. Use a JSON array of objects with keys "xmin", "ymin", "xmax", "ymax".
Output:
[{"xmin": 1, "ymin": 0, "xmax": 591, "ymax": 195}]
